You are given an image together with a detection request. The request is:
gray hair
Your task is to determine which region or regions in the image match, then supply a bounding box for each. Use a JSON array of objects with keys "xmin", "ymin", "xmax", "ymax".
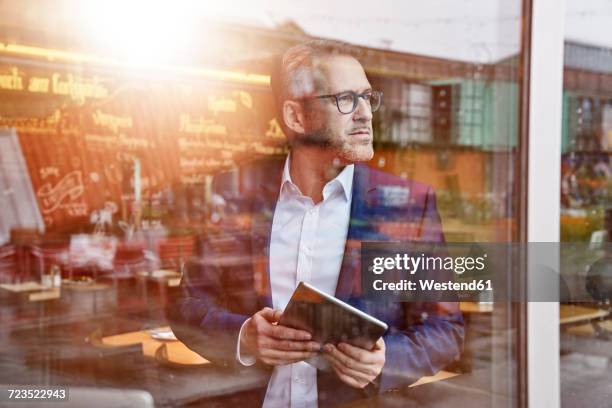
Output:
[{"xmin": 270, "ymin": 39, "xmax": 359, "ymax": 132}]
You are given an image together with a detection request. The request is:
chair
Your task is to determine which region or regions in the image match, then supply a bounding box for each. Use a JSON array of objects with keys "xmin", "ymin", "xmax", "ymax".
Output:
[
  {"xmin": 112, "ymin": 241, "xmax": 147, "ymax": 278},
  {"xmin": 102, "ymin": 241, "xmax": 150, "ymax": 314},
  {"xmin": 0, "ymin": 244, "xmax": 16, "ymax": 283},
  {"xmin": 9, "ymin": 228, "xmax": 40, "ymax": 282},
  {"xmin": 29, "ymin": 239, "xmax": 71, "ymax": 283},
  {"xmin": 157, "ymin": 235, "xmax": 196, "ymax": 274},
  {"xmin": 39, "ymin": 386, "xmax": 153, "ymax": 408}
]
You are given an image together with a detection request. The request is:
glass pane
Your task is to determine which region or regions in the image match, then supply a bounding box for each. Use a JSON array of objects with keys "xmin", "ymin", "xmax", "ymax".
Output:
[
  {"xmin": 560, "ymin": 1, "xmax": 612, "ymax": 407},
  {"xmin": 0, "ymin": 1, "xmax": 525, "ymax": 406}
]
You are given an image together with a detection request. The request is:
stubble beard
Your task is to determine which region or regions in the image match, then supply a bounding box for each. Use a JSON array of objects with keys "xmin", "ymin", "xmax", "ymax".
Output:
[{"xmin": 296, "ymin": 127, "xmax": 374, "ymax": 163}]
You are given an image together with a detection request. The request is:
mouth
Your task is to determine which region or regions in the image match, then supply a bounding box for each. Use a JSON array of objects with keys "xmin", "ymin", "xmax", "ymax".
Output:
[{"xmin": 348, "ymin": 128, "xmax": 372, "ymax": 136}]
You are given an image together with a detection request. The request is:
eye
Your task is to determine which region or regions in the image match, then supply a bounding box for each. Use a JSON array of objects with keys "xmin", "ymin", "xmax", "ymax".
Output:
[{"xmin": 337, "ymin": 93, "xmax": 354, "ymax": 104}]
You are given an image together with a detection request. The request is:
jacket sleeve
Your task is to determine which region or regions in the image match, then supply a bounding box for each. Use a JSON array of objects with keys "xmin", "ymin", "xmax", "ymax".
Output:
[
  {"xmin": 167, "ymin": 239, "xmax": 251, "ymax": 369},
  {"xmin": 378, "ymin": 302, "xmax": 464, "ymax": 391},
  {"xmin": 378, "ymin": 187, "xmax": 464, "ymax": 391}
]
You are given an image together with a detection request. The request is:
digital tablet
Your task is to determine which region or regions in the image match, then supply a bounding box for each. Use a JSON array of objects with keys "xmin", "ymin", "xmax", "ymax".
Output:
[{"xmin": 279, "ymin": 281, "xmax": 388, "ymax": 351}]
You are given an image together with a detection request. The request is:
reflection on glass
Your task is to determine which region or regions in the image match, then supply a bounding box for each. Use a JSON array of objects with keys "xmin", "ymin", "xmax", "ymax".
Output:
[
  {"xmin": 560, "ymin": 4, "xmax": 612, "ymax": 406},
  {"xmin": 0, "ymin": 1, "xmax": 524, "ymax": 406}
]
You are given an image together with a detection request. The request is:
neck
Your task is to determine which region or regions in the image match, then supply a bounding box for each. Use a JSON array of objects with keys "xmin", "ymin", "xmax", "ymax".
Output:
[{"xmin": 289, "ymin": 146, "xmax": 346, "ymax": 204}]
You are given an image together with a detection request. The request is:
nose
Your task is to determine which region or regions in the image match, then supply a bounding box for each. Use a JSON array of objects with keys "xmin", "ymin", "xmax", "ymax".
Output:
[{"xmin": 353, "ymin": 96, "xmax": 373, "ymax": 122}]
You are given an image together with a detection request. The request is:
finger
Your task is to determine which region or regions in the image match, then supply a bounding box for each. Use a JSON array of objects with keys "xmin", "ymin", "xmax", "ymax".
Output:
[
  {"xmin": 323, "ymin": 346, "xmax": 378, "ymax": 377},
  {"xmin": 259, "ymin": 307, "xmax": 281, "ymax": 322},
  {"xmin": 260, "ymin": 357, "xmax": 299, "ymax": 366},
  {"xmin": 264, "ymin": 338, "xmax": 320, "ymax": 352},
  {"xmin": 324, "ymin": 344, "xmax": 376, "ymax": 374},
  {"xmin": 267, "ymin": 324, "xmax": 311, "ymax": 341},
  {"xmin": 272, "ymin": 309, "xmax": 283, "ymax": 322},
  {"xmin": 327, "ymin": 355, "xmax": 375, "ymax": 383},
  {"xmin": 329, "ymin": 362, "xmax": 367, "ymax": 389},
  {"xmin": 252, "ymin": 315, "xmax": 311, "ymax": 341},
  {"xmin": 260, "ymin": 352, "xmax": 316, "ymax": 366},
  {"xmin": 337, "ymin": 342, "xmax": 380, "ymax": 365},
  {"xmin": 260, "ymin": 348, "xmax": 317, "ymax": 361}
]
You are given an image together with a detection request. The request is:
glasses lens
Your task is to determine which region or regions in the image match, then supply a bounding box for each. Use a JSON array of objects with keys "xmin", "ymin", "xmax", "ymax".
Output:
[
  {"xmin": 370, "ymin": 91, "xmax": 382, "ymax": 112},
  {"xmin": 337, "ymin": 93, "xmax": 357, "ymax": 114}
]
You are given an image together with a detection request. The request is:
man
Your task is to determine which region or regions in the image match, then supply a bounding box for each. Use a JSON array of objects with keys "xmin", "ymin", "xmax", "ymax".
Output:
[{"xmin": 169, "ymin": 40, "xmax": 464, "ymax": 407}]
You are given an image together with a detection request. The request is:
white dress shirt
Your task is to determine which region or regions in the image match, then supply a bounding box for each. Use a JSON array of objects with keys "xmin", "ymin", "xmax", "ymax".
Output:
[{"xmin": 237, "ymin": 155, "xmax": 354, "ymax": 407}]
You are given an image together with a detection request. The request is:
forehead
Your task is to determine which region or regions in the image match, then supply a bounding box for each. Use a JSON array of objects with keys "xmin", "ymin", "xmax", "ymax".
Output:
[{"xmin": 314, "ymin": 55, "xmax": 371, "ymax": 93}]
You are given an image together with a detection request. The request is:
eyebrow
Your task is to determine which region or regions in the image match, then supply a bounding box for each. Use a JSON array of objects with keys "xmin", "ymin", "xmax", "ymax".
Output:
[{"xmin": 333, "ymin": 87, "xmax": 373, "ymax": 94}]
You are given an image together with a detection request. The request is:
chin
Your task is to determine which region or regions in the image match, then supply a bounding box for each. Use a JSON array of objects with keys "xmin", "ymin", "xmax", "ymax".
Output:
[{"xmin": 339, "ymin": 144, "xmax": 374, "ymax": 163}]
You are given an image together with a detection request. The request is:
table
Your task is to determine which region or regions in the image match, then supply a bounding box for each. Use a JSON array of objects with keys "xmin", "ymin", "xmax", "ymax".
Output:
[
  {"xmin": 340, "ymin": 365, "xmax": 515, "ymax": 407},
  {"xmin": 0, "ymin": 274, "xmax": 500, "ymax": 407},
  {"xmin": 0, "ymin": 275, "xmax": 271, "ymax": 407},
  {"xmin": 96, "ymin": 326, "xmax": 208, "ymax": 365},
  {"xmin": 559, "ymin": 304, "xmax": 609, "ymax": 325},
  {"xmin": 408, "ymin": 370, "xmax": 459, "ymax": 387},
  {"xmin": 460, "ymin": 301, "xmax": 493, "ymax": 314}
]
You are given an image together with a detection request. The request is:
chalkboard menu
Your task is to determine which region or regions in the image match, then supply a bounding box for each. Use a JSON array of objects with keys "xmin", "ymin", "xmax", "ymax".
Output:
[{"xmin": 0, "ymin": 63, "xmax": 286, "ymax": 230}]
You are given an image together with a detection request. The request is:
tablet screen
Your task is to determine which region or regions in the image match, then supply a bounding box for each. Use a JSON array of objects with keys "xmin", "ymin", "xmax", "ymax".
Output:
[{"xmin": 279, "ymin": 282, "xmax": 388, "ymax": 351}]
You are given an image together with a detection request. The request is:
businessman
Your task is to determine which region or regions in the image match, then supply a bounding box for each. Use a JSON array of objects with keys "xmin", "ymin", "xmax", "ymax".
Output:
[{"xmin": 169, "ymin": 40, "xmax": 464, "ymax": 407}]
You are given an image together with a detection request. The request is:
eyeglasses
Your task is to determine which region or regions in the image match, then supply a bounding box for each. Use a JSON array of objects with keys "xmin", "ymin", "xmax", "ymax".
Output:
[{"xmin": 309, "ymin": 90, "xmax": 383, "ymax": 114}]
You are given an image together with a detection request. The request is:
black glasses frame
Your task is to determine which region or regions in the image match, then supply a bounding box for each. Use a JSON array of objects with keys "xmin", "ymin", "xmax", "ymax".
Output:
[{"xmin": 309, "ymin": 90, "xmax": 383, "ymax": 114}]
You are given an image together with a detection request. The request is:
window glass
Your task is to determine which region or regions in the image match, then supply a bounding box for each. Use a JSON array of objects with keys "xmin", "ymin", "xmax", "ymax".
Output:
[
  {"xmin": 0, "ymin": 1, "xmax": 525, "ymax": 406},
  {"xmin": 560, "ymin": 1, "xmax": 612, "ymax": 407}
]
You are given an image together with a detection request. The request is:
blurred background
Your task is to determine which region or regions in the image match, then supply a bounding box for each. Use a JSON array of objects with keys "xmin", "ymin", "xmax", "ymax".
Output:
[{"xmin": 0, "ymin": 0, "xmax": 610, "ymax": 406}]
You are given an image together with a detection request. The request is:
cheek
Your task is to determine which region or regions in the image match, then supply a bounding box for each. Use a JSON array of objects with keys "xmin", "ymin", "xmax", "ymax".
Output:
[
  {"xmin": 330, "ymin": 116, "xmax": 352, "ymax": 138},
  {"xmin": 305, "ymin": 109, "xmax": 329, "ymax": 131}
]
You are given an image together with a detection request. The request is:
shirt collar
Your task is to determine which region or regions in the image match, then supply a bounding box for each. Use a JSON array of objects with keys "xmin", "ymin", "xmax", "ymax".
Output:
[{"xmin": 280, "ymin": 153, "xmax": 354, "ymax": 202}]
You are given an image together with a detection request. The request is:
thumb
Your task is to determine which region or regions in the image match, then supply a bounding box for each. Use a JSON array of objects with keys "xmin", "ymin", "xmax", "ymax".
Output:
[
  {"xmin": 272, "ymin": 309, "xmax": 283, "ymax": 322},
  {"xmin": 259, "ymin": 307, "xmax": 282, "ymax": 323}
]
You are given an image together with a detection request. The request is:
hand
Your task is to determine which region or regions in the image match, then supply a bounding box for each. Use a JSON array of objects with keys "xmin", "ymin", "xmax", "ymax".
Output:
[
  {"xmin": 240, "ymin": 307, "xmax": 320, "ymax": 366},
  {"xmin": 323, "ymin": 338, "xmax": 385, "ymax": 389}
]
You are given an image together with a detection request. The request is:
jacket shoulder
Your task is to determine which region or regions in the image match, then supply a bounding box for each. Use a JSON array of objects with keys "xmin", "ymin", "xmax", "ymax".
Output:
[{"xmin": 357, "ymin": 163, "xmax": 434, "ymax": 196}]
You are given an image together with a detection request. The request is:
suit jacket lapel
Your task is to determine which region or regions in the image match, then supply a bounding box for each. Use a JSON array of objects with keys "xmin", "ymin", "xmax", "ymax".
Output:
[
  {"xmin": 251, "ymin": 159, "xmax": 378, "ymax": 306},
  {"xmin": 335, "ymin": 163, "xmax": 378, "ymax": 302}
]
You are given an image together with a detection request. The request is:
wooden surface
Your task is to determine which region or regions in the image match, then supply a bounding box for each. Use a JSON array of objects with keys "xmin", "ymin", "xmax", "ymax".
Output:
[
  {"xmin": 0, "ymin": 273, "xmax": 478, "ymax": 406},
  {"xmin": 460, "ymin": 301, "xmax": 493, "ymax": 314},
  {"xmin": 409, "ymin": 370, "xmax": 459, "ymax": 388},
  {"xmin": 136, "ymin": 270, "xmax": 181, "ymax": 279},
  {"xmin": 0, "ymin": 275, "xmax": 273, "ymax": 406},
  {"xmin": 566, "ymin": 319, "xmax": 612, "ymax": 336},
  {"xmin": 101, "ymin": 327, "xmax": 209, "ymax": 366},
  {"xmin": 155, "ymin": 341, "xmax": 209, "ymax": 366},
  {"xmin": 28, "ymin": 288, "xmax": 61, "ymax": 301},
  {"xmin": 0, "ymin": 281, "xmax": 44, "ymax": 292},
  {"xmin": 560, "ymin": 305, "xmax": 609, "ymax": 325},
  {"xmin": 101, "ymin": 330, "xmax": 152, "ymax": 347}
]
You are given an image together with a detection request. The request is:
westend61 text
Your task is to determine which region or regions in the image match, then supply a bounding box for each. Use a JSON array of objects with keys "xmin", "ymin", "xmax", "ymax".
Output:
[{"xmin": 373, "ymin": 279, "xmax": 493, "ymax": 292}]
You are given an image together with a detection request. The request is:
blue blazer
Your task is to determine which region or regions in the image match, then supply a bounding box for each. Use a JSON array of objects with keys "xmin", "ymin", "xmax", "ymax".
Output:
[{"xmin": 168, "ymin": 157, "xmax": 464, "ymax": 406}]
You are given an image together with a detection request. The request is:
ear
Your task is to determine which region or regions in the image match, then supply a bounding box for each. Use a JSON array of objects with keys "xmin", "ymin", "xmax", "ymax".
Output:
[{"xmin": 282, "ymin": 100, "xmax": 306, "ymax": 135}]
